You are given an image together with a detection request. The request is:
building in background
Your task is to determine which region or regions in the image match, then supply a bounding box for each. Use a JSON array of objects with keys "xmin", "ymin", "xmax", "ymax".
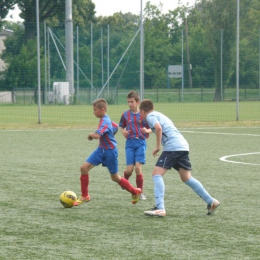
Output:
[{"xmin": 0, "ymin": 27, "xmax": 13, "ymax": 72}]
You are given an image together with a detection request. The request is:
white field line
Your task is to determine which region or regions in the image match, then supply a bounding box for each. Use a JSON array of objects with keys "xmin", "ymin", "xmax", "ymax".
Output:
[
  {"xmin": 181, "ymin": 130, "xmax": 260, "ymax": 166},
  {"xmin": 181, "ymin": 126, "xmax": 260, "ymax": 130},
  {"xmin": 2, "ymin": 128, "xmax": 259, "ymax": 166},
  {"xmin": 181, "ymin": 131, "xmax": 260, "ymax": 137},
  {"xmin": 0, "ymin": 129, "xmax": 94, "ymax": 132},
  {"xmin": 2, "ymin": 127, "xmax": 260, "ymax": 135},
  {"xmin": 219, "ymin": 152, "xmax": 260, "ymax": 166}
]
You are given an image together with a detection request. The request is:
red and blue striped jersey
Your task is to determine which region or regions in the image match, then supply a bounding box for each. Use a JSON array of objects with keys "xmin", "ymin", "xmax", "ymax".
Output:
[
  {"xmin": 95, "ymin": 115, "xmax": 118, "ymax": 149},
  {"xmin": 119, "ymin": 110, "xmax": 149, "ymax": 139}
]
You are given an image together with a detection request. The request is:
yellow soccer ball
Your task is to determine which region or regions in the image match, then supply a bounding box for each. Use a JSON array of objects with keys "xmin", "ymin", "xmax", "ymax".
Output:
[{"xmin": 60, "ymin": 190, "xmax": 77, "ymax": 208}]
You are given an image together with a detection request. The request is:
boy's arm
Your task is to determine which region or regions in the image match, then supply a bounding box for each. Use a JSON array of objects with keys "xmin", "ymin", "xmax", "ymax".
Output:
[
  {"xmin": 120, "ymin": 127, "xmax": 129, "ymax": 138},
  {"xmin": 141, "ymin": 127, "xmax": 153, "ymax": 134},
  {"xmin": 153, "ymin": 123, "xmax": 162, "ymax": 156},
  {"xmin": 112, "ymin": 121, "xmax": 119, "ymax": 135},
  {"xmin": 88, "ymin": 132, "xmax": 100, "ymax": 140}
]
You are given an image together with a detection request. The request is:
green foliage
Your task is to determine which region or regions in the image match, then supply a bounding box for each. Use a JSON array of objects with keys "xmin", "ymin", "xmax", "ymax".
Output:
[
  {"xmin": 144, "ymin": 4, "xmax": 173, "ymax": 88},
  {"xmin": 17, "ymin": 0, "xmax": 96, "ymax": 41},
  {"xmin": 2, "ymin": 39, "xmax": 43, "ymax": 90},
  {"xmin": 0, "ymin": 1, "xmax": 260, "ymax": 101},
  {"xmin": 0, "ymin": 0, "xmax": 17, "ymax": 27}
]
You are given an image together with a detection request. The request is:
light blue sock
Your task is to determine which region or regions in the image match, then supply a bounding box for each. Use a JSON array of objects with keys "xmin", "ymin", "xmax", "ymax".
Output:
[
  {"xmin": 153, "ymin": 175, "xmax": 165, "ymax": 209},
  {"xmin": 185, "ymin": 177, "xmax": 213, "ymax": 205}
]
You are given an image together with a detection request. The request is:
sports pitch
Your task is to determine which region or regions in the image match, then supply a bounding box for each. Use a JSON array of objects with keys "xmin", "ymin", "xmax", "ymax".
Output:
[{"xmin": 1, "ymin": 124, "xmax": 260, "ymax": 259}]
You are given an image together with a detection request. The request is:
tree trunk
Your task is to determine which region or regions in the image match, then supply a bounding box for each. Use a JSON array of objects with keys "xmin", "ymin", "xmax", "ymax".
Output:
[
  {"xmin": 214, "ymin": 88, "xmax": 222, "ymax": 101},
  {"xmin": 23, "ymin": 21, "xmax": 36, "ymax": 42}
]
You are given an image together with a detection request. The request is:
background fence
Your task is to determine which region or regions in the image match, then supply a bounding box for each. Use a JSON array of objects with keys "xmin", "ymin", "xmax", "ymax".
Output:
[{"xmin": 0, "ymin": 1, "xmax": 260, "ymax": 124}]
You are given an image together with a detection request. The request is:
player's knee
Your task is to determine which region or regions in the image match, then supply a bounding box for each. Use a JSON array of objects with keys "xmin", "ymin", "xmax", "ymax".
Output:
[
  {"xmin": 80, "ymin": 163, "xmax": 90, "ymax": 174},
  {"xmin": 135, "ymin": 167, "xmax": 142, "ymax": 175}
]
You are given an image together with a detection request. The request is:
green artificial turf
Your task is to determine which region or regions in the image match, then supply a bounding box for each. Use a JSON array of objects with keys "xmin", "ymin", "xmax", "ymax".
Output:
[
  {"xmin": 1, "ymin": 126, "xmax": 260, "ymax": 259},
  {"xmin": 0, "ymin": 102, "xmax": 259, "ymax": 130}
]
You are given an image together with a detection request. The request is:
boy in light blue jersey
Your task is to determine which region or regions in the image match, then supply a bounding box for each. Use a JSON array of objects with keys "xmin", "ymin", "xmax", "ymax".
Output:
[{"xmin": 140, "ymin": 99, "xmax": 220, "ymax": 217}]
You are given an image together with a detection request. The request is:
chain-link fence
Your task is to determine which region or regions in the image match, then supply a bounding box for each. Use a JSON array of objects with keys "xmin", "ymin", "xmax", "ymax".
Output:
[{"xmin": 0, "ymin": 2, "xmax": 260, "ymax": 123}]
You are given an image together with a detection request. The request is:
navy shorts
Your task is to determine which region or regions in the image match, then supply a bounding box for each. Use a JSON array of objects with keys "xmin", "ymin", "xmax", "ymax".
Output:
[
  {"xmin": 155, "ymin": 151, "xmax": 192, "ymax": 171},
  {"xmin": 87, "ymin": 147, "xmax": 118, "ymax": 174}
]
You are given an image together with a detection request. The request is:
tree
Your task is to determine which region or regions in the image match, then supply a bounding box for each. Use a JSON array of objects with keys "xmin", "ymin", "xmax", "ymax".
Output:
[
  {"xmin": 17, "ymin": 0, "xmax": 96, "ymax": 41},
  {"xmin": 0, "ymin": 0, "xmax": 17, "ymax": 27},
  {"xmin": 143, "ymin": 2, "xmax": 175, "ymax": 88},
  {"xmin": 192, "ymin": 0, "xmax": 237, "ymax": 101},
  {"xmin": 237, "ymin": 0, "xmax": 260, "ymax": 90},
  {"xmin": 2, "ymin": 38, "xmax": 41, "ymax": 90},
  {"xmin": 1, "ymin": 0, "xmax": 96, "ymax": 91}
]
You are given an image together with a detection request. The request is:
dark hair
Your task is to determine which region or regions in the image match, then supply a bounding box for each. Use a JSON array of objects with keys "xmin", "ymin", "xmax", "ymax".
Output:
[
  {"xmin": 92, "ymin": 98, "xmax": 108, "ymax": 111},
  {"xmin": 139, "ymin": 99, "xmax": 154, "ymax": 112},
  {"xmin": 127, "ymin": 90, "xmax": 140, "ymax": 102}
]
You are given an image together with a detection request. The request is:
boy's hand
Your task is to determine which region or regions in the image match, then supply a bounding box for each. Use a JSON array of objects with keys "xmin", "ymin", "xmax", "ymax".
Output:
[
  {"xmin": 141, "ymin": 127, "xmax": 148, "ymax": 133},
  {"xmin": 152, "ymin": 148, "xmax": 160, "ymax": 157},
  {"xmin": 121, "ymin": 129, "xmax": 130, "ymax": 138},
  {"xmin": 88, "ymin": 132, "xmax": 100, "ymax": 140},
  {"xmin": 141, "ymin": 127, "xmax": 152, "ymax": 134}
]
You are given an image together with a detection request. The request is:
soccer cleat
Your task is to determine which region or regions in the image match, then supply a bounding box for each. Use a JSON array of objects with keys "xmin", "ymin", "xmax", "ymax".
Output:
[
  {"xmin": 139, "ymin": 193, "xmax": 147, "ymax": 200},
  {"xmin": 132, "ymin": 188, "xmax": 142, "ymax": 204},
  {"xmin": 73, "ymin": 195, "xmax": 91, "ymax": 206},
  {"xmin": 144, "ymin": 207, "xmax": 166, "ymax": 217},
  {"xmin": 207, "ymin": 199, "xmax": 220, "ymax": 215}
]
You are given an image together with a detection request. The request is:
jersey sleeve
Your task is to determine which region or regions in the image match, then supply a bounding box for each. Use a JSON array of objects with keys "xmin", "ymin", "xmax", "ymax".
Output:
[
  {"xmin": 146, "ymin": 114, "xmax": 158, "ymax": 128},
  {"xmin": 112, "ymin": 121, "xmax": 119, "ymax": 135},
  {"xmin": 95, "ymin": 118, "xmax": 108, "ymax": 136},
  {"xmin": 119, "ymin": 112, "xmax": 127, "ymax": 128}
]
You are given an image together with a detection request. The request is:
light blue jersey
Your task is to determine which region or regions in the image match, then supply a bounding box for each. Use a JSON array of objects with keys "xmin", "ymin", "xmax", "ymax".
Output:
[{"xmin": 146, "ymin": 111, "xmax": 189, "ymax": 151}]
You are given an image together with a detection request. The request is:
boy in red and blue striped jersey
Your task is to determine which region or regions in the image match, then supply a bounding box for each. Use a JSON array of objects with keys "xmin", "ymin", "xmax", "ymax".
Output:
[
  {"xmin": 119, "ymin": 91, "xmax": 151, "ymax": 200},
  {"xmin": 73, "ymin": 98, "xmax": 141, "ymax": 206}
]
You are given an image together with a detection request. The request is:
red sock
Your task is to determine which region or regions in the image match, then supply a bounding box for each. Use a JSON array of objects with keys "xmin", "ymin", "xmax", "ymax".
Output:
[
  {"xmin": 136, "ymin": 174, "xmax": 143, "ymax": 191},
  {"xmin": 80, "ymin": 174, "xmax": 89, "ymax": 197},
  {"xmin": 119, "ymin": 178, "xmax": 137, "ymax": 195},
  {"xmin": 124, "ymin": 170, "xmax": 130, "ymax": 180}
]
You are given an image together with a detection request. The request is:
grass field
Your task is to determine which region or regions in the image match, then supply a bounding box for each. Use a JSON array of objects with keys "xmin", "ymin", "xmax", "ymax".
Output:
[
  {"xmin": 0, "ymin": 102, "xmax": 260, "ymax": 129},
  {"xmin": 1, "ymin": 124, "xmax": 260, "ymax": 259}
]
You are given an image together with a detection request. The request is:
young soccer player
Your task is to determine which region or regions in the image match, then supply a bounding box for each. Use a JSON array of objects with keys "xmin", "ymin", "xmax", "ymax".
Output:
[
  {"xmin": 73, "ymin": 98, "xmax": 142, "ymax": 207},
  {"xmin": 119, "ymin": 90, "xmax": 150, "ymax": 200},
  {"xmin": 139, "ymin": 99, "xmax": 220, "ymax": 217}
]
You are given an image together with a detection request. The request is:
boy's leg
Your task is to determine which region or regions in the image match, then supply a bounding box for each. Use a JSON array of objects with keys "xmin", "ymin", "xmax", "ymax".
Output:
[
  {"xmin": 152, "ymin": 174, "xmax": 165, "ymax": 209},
  {"xmin": 134, "ymin": 142, "xmax": 146, "ymax": 199},
  {"xmin": 144, "ymin": 167, "xmax": 167, "ymax": 217},
  {"xmin": 106, "ymin": 148, "xmax": 142, "ymax": 204},
  {"xmin": 110, "ymin": 174, "xmax": 142, "ymax": 204},
  {"xmin": 80, "ymin": 162, "xmax": 95, "ymax": 196},
  {"xmin": 124, "ymin": 141, "xmax": 135, "ymax": 180},
  {"xmin": 80, "ymin": 174, "xmax": 89, "ymax": 197},
  {"xmin": 73, "ymin": 162, "xmax": 94, "ymax": 206},
  {"xmin": 180, "ymin": 168, "xmax": 220, "ymax": 214},
  {"xmin": 135, "ymin": 162, "xmax": 143, "ymax": 191},
  {"xmin": 124, "ymin": 170, "xmax": 130, "ymax": 180},
  {"xmin": 135, "ymin": 163, "xmax": 146, "ymax": 200},
  {"xmin": 179, "ymin": 168, "xmax": 213, "ymax": 205},
  {"xmin": 124, "ymin": 165, "xmax": 134, "ymax": 180}
]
